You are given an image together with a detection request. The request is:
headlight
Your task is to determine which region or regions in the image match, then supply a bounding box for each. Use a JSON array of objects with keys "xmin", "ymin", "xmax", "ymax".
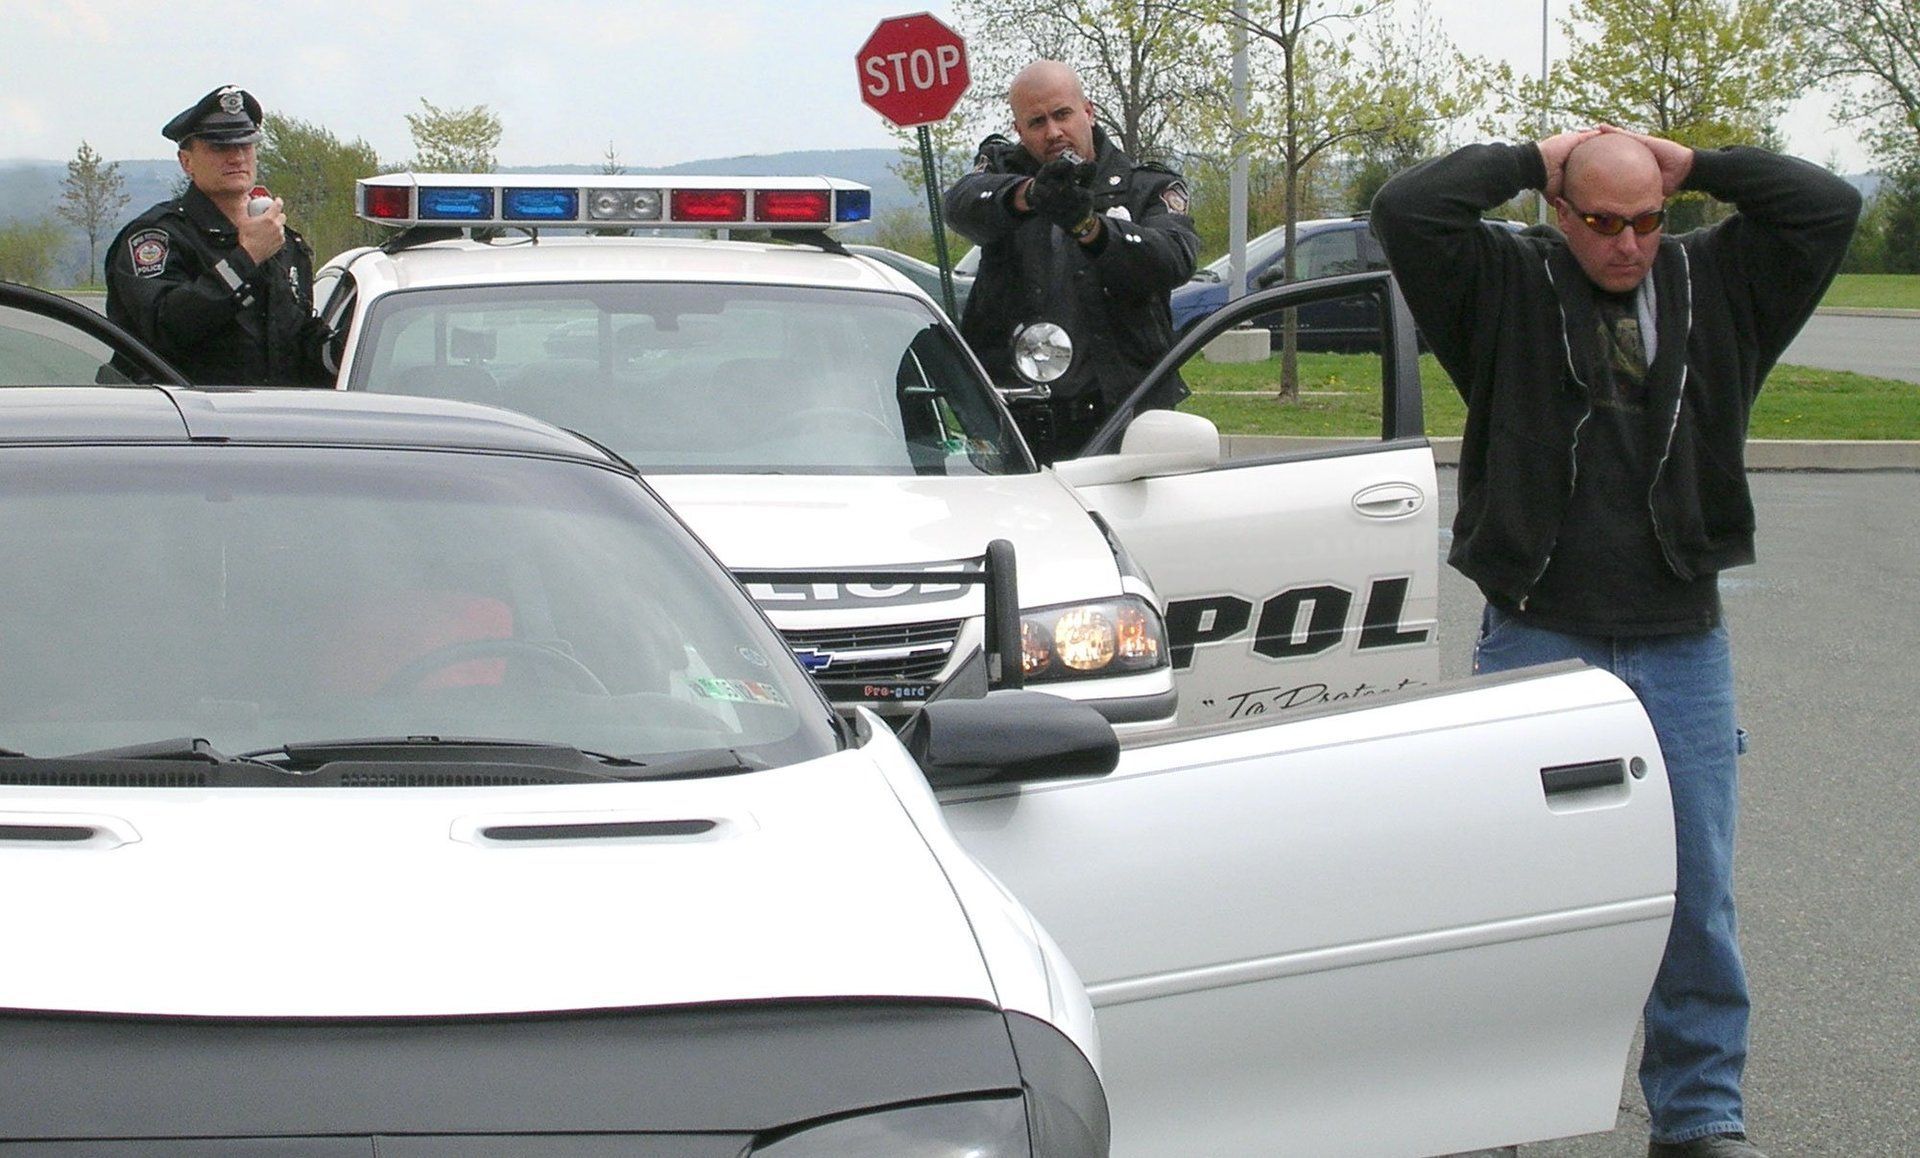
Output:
[
  {"xmin": 753, "ymin": 1094, "xmax": 1029, "ymax": 1156},
  {"xmin": 1020, "ymin": 595, "xmax": 1167, "ymax": 683}
]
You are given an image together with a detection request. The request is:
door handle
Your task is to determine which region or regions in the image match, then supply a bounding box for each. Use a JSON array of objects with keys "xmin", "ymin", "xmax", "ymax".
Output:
[
  {"xmin": 1541, "ymin": 758, "xmax": 1626, "ymax": 796},
  {"xmin": 1352, "ymin": 481, "xmax": 1425, "ymax": 519}
]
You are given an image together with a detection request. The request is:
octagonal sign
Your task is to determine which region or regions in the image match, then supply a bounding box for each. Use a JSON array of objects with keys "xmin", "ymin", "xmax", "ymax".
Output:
[{"xmin": 856, "ymin": 12, "xmax": 970, "ymax": 128}]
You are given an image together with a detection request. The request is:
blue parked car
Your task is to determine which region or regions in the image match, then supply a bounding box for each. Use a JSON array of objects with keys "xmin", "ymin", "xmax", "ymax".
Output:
[
  {"xmin": 1171, "ymin": 215, "xmax": 1524, "ymax": 352},
  {"xmin": 1170, "ymin": 216, "xmax": 1389, "ymax": 351}
]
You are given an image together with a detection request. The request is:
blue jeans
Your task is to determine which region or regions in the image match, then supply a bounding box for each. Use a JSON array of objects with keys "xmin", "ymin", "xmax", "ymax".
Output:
[{"xmin": 1475, "ymin": 604, "xmax": 1750, "ymax": 1145}]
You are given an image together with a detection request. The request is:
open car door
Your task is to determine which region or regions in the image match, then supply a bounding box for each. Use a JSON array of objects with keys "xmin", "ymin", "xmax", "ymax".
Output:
[
  {"xmin": 1054, "ymin": 271, "xmax": 1438, "ymax": 727},
  {"xmin": 0, "ymin": 281, "xmax": 187, "ymax": 386},
  {"xmin": 941, "ymin": 664, "xmax": 1675, "ymax": 1156}
]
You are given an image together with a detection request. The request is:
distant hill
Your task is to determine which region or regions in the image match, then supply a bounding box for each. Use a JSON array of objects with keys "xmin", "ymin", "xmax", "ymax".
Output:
[{"xmin": 2, "ymin": 149, "xmax": 916, "ymax": 285}]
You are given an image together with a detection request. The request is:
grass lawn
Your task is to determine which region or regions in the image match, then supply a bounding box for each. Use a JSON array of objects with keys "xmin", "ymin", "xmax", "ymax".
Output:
[
  {"xmin": 1182, "ymin": 352, "xmax": 1920, "ymax": 440},
  {"xmin": 1820, "ymin": 274, "xmax": 1920, "ymax": 310}
]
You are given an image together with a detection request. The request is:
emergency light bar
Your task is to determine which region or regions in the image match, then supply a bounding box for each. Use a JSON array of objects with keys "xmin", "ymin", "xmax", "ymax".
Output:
[{"xmin": 355, "ymin": 173, "xmax": 872, "ymax": 230}]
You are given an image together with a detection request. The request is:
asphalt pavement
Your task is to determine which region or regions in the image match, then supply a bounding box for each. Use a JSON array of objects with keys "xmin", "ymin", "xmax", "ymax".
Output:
[
  {"xmin": 1439, "ymin": 467, "xmax": 1920, "ymax": 1158},
  {"xmin": 1782, "ymin": 309, "xmax": 1920, "ymax": 385}
]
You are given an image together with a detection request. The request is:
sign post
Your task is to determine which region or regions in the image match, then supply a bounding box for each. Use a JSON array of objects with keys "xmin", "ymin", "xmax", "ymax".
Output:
[{"xmin": 855, "ymin": 12, "xmax": 970, "ymax": 318}]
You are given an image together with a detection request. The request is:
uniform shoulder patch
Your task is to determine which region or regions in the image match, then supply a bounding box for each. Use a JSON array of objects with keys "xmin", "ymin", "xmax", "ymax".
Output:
[
  {"xmin": 128, "ymin": 229, "xmax": 170, "ymax": 278},
  {"xmin": 1159, "ymin": 182, "xmax": 1190, "ymax": 215}
]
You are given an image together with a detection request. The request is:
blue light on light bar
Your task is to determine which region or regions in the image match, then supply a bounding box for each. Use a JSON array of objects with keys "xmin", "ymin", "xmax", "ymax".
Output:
[
  {"xmin": 418, "ymin": 187, "xmax": 495, "ymax": 220},
  {"xmin": 835, "ymin": 189, "xmax": 872, "ymax": 224},
  {"xmin": 503, "ymin": 188, "xmax": 579, "ymax": 221}
]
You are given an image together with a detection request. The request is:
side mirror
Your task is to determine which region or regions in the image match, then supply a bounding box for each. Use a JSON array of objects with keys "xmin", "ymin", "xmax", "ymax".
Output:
[
  {"xmin": 1051, "ymin": 409, "xmax": 1220, "ymax": 488},
  {"xmin": 899, "ymin": 690, "xmax": 1119, "ymax": 789}
]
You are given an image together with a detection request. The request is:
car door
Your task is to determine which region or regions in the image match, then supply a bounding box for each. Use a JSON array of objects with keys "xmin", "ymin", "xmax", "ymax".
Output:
[
  {"xmin": 1055, "ymin": 272, "xmax": 1438, "ymax": 728},
  {"xmin": 942, "ymin": 661, "xmax": 1675, "ymax": 1156},
  {"xmin": 0, "ymin": 280, "xmax": 187, "ymax": 386}
]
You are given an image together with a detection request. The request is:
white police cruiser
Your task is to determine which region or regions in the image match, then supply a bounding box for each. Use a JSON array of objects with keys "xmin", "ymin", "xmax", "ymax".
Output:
[
  {"xmin": 1, "ymin": 281, "xmax": 1677, "ymax": 1156},
  {"xmin": 313, "ymin": 173, "xmax": 1442, "ymax": 729}
]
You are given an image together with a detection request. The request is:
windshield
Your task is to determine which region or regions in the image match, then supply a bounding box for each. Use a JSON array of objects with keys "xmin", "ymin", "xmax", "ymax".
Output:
[
  {"xmin": 0, "ymin": 445, "xmax": 837, "ymax": 768},
  {"xmin": 1199, "ymin": 225, "xmax": 1294, "ymax": 281},
  {"xmin": 349, "ymin": 282, "xmax": 1027, "ymax": 477}
]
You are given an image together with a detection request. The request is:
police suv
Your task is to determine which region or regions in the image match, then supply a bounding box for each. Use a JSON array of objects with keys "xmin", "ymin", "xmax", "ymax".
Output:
[
  {"xmin": 3, "ymin": 280, "xmax": 1675, "ymax": 1158},
  {"xmin": 313, "ymin": 174, "xmax": 1442, "ymax": 729}
]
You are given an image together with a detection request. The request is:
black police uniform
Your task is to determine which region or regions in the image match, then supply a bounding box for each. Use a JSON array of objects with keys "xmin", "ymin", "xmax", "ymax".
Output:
[
  {"xmin": 103, "ymin": 85, "xmax": 330, "ymax": 386},
  {"xmin": 943, "ymin": 126, "xmax": 1198, "ymax": 461}
]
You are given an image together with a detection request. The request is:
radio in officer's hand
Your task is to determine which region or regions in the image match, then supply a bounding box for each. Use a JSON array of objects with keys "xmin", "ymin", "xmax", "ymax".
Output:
[{"xmin": 246, "ymin": 186, "xmax": 275, "ymax": 218}]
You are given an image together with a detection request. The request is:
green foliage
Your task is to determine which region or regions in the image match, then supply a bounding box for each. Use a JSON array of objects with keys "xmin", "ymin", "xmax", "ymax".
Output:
[
  {"xmin": 404, "ymin": 99, "xmax": 502, "ymax": 173},
  {"xmin": 871, "ymin": 206, "xmax": 966, "ymax": 266},
  {"xmin": 0, "ymin": 217, "xmax": 69, "ymax": 287},
  {"xmin": 1513, "ymin": 0, "xmax": 1802, "ymax": 148},
  {"xmin": 258, "ymin": 116, "xmax": 386, "ymax": 266},
  {"xmin": 1781, "ymin": 0, "xmax": 1919, "ymax": 173},
  {"xmin": 55, "ymin": 140, "xmax": 129, "ymax": 279},
  {"xmin": 1837, "ymin": 168, "xmax": 1920, "ymax": 273}
]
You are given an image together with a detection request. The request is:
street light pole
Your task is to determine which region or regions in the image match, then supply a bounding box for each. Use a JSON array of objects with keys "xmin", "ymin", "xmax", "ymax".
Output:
[{"xmin": 1538, "ymin": 0, "xmax": 1550, "ymax": 224}]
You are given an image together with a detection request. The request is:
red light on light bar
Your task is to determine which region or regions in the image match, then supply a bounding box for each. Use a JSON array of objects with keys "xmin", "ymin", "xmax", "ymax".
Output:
[
  {"xmin": 671, "ymin": 189, "xmax": 747, "ymax": 222},
  {"xmin": 753, "ymin": 190, "xmax": 831, "ymax": 223},
  {"xmin": 364, "ymin": 185, "xmax": 412, "ymax": 219}
]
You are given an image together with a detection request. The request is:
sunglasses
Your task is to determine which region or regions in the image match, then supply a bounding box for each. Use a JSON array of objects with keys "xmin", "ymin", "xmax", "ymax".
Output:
[{"xmin": 1559, "ymin": 199, "xmax": 1666, "ymax": 237}]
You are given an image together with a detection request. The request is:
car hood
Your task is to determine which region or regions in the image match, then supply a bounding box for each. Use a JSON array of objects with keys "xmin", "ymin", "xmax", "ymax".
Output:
[
  {"xmin": 645, "ymin": 471, "xmax": 1123, "ymax": 611},
  {"xmin": 0, "ymin": 753, "xmax": 995, "ymax": 1017}
]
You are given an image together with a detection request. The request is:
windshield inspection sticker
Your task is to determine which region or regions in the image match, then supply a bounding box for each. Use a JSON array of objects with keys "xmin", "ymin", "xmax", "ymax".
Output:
[{"xmin": 690, "ymin": 677, "xmax": 787, "ymax": 706}]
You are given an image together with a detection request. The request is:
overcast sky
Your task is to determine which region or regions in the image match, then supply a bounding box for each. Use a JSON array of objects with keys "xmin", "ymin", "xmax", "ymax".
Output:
[{"xmin": 0, "ymin": 0, "xmax": 1873, "ymax": 173}]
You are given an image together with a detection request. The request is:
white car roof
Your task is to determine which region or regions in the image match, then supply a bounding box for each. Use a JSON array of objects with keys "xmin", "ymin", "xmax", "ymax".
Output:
[{"xmin": 330, "ymin": 235, "xmax": 928, "ymax": 300}]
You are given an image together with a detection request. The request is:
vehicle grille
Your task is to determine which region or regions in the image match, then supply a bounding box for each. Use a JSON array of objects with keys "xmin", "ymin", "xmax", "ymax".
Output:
[{"xmin": 780, "ymin": 618, "xmax": 963, "ymax": 682}]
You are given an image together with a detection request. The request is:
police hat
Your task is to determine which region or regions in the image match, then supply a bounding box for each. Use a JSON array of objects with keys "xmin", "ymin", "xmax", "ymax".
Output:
[{"xmin": 162, "ymin": 85, "xmax": 264, "ymax": 145}]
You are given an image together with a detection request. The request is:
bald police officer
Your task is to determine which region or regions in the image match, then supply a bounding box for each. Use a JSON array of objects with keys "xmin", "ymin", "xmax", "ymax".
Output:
[
  {"xmin": 943, "ymin": 60, "xmax": 1198, "ymax": 463},
  {"xmin": 104, "ymin": 85, "xmax": 332, "ymax": 386}
]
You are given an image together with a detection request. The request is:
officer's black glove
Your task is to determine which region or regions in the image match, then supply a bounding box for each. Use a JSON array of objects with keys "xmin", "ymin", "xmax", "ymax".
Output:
[{"xmin": 1027, "ymin": 157, "xmax": 1095, "ymax": 233}]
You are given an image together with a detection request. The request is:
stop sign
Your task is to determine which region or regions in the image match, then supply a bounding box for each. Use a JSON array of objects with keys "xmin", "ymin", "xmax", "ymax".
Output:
[{"xmin": 855, "ymin": 12, "xmax": 970, "ymax": 128}]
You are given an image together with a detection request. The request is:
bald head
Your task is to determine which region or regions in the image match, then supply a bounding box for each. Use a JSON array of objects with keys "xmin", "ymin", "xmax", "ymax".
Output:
[
  {"xmin": 1009, "ymin": 60, "xmax": 1086, "ymax": 109},
  {"xmin": 1563, "ymin": 133, "xmax": 1661, "ymax": 206},
  {"xmin": 1555, "ymin": 132, "xmax": 1666, "ymax": 293},
  {"xmin": 1008, "ymin": 59, "xmax": 1097, "ymax": 165}
]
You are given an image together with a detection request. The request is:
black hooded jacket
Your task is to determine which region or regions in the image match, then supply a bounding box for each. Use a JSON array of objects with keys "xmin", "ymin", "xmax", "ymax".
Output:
[{"xmin": 1371, "ymin": 143, "xmax": 1860, "ymax": 605}]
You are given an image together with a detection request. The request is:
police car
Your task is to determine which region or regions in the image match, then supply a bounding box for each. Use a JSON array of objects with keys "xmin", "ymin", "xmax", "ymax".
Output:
[
  {"xmin": 1, "ymin": 282, "xmax": 1676, "ymax": 1156},
  {"xmin": 311, "ymin": 173, "xmax": 1443, "ymax": 730}
]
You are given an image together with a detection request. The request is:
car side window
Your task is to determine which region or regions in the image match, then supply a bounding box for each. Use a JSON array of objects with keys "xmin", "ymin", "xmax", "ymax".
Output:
[
  {"xmin": 0, "ymin": 301, "xmax": 128, "ymax": 385},
  {"xmin": 1297, "ymin": 229, "xmax": 1363, "ymax": 279}
]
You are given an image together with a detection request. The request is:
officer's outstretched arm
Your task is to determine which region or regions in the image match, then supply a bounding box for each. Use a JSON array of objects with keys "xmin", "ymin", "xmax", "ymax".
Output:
[{"xmin": 944, "ymin": 135, "xmax": 1038, "ymax": 245}]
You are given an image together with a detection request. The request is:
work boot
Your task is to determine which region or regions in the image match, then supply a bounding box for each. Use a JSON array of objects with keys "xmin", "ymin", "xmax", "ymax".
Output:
[{"xmin": 1647, "ymin": 1133, "xmax": 1766, "ymax": 1157}]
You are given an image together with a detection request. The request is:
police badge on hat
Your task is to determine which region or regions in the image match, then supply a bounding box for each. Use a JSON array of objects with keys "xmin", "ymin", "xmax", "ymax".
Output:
[{"xmin": 162, "ymin": 85, "xmax": 264, "ymax": 145}]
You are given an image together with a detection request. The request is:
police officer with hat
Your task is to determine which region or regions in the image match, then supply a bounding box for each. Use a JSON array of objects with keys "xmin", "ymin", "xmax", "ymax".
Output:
[{"xmin": 103, "ymin": 85, "xmax": 332, "ymax": 385}]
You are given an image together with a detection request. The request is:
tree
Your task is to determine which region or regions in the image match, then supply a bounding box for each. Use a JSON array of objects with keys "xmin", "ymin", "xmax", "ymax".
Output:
[
  {"xmin": 404, "ymin": 99, "xmax": 502, "ymax": 173},
  {"xmin": 1341, "ymin": 1, "xmax": 1484, "ymax": 212},
  {"xmin": 56, "ymin": 141, "xmax": 129, "ymax": 285},
  {"xmin": 0, "ymin": 217, "xmax": 69, "ymax": 287},
  {"xmin": 1783, "ymin": 0, "xmax": 1920, "ymax": 172},
  {"xmin": 1500, "ymin": 0, "xmax": 1803, "ymax": 230},
  {"xmin": 1531, "ymin": 0, "xmax": 1800, "ymax": 143},
  {"xmin": 258, "ymin": 116, "xmax": 385, "ymax": 266},
  {"xmin": 949, "ymin": 0, "xmax": 1226, "ymax": 161},
  {"xmin": 1205, "ymin": 0, "xmax": 1483, "ymax": 399}
]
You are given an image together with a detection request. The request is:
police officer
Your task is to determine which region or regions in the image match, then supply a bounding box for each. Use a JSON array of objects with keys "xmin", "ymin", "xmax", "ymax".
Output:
[
  {"xmin": 104, "ymin": 85, "xmax": 331, "ymax": 386},
  {"xmin": 943, "ymin": 60, "xmax": 1198, "ymax": 462}
]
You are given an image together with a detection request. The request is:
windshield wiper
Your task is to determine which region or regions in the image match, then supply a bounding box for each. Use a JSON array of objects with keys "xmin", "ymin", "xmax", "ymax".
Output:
[
  {"xmin": 62, "ymin": 737, "xmax": 288, "ymax": 770},
  {"xmin": 238, "ymin": 737, "xmax": 636, "ymax": 780}
]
